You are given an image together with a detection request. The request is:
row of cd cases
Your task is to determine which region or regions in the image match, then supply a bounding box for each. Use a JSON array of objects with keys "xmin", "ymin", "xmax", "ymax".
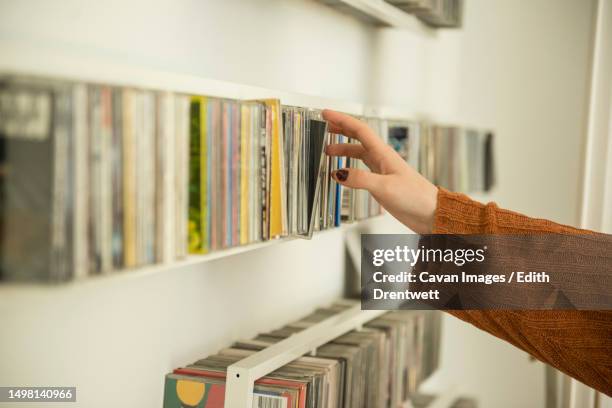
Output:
[
  {"xmin": 0, "ymin": 75, "xmax": 494, "ymax": 283},
  {"xmin": 164, "ymin": 300, "xmax": 443, "ymax": 408}
]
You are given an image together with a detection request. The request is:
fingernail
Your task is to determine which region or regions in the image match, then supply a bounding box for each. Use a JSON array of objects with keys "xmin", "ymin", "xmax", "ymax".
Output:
[{"xmin": 334, "ymin": 169, "xmax": 348, "ymax": 182}]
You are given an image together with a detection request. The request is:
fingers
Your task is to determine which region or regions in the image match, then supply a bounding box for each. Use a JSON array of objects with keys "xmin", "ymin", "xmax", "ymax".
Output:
[
  {"xmin": 322, "ymin": 109, "xmax": 383, "ymax": 151},
  {"xmin": 331, "ymin": 167, "xmax": 384, "ymax": 193},
  {"xmin": 325, "ymin": 143, "xmax": 366, "ymax": 159}
]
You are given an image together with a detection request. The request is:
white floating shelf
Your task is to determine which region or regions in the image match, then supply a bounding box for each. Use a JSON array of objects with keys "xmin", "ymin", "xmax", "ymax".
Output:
[{"xmin": 0, "ymin": 216, "xmax": 384, "ymax": 289}]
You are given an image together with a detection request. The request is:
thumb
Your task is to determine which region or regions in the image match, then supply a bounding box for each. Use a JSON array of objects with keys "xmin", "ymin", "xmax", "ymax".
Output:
[{"xmin": 331, "ymin": 168, "xmax": 384, "ymax": 193}]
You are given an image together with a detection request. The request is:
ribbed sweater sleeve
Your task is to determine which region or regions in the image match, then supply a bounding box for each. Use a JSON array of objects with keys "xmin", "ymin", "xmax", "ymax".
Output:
[{"xmin": 432, "ymin": 187, "xmax": 612, "ymax": 396}]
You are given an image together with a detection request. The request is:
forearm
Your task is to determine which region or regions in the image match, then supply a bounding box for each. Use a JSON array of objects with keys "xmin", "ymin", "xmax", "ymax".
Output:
[
  {"xmin": 433, "ymin": 187, "xmax": 589, "ymax": 235},
  {"xmin": 433, "ymin": 187, "xmax": 612, "ymax": 396}
]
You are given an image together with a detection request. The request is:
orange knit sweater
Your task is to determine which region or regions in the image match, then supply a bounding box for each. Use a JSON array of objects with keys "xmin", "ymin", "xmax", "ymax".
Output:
[{"xmin": 432, "ymin": 188, "xmax": 612, "ymax": 396}]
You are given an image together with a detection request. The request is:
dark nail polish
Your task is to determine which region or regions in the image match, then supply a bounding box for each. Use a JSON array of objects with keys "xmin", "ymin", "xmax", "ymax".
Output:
[{"xmin": 335, "ymin": 169, "xmax": 348, "ymax": 182}]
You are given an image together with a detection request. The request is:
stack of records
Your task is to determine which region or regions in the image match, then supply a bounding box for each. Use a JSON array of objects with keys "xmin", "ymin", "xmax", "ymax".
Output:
[
  {"xmin": 0, "ymin": 76, "xmax": 190, "ymax": 282},
  {"xmin": 386, "ymin": 0, "xmax": 463, "ymax": 28},
  {"xmin": 0, "ymin": 75, "xmax": 384, "ymax": 282},
  {"xmin": 188, "ymin": 99, "xmax": 334, "ymax": 254},
  {"xmin": 387, "ymin": 121, "xmax": 495, "ymax": 193},
  {"xmin": 163, "ymin": 301, "xmax": 442, "ymax": 408},
  {"xmin": 417, "ymin": 125, "xmax": 495, "ymax": 193},
  {"xmin": 188, "ymin": 99, "xmax": 374, "ymax": 250},
  {"xmin": 0, "ymin": 74, "xmax": 494, "ymax": 283}
]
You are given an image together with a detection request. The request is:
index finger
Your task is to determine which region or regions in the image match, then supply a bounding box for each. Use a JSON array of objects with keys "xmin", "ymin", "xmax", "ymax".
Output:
[{"xmin": 322, "ymin": 109, "xmax": 384, "ymax": 151}]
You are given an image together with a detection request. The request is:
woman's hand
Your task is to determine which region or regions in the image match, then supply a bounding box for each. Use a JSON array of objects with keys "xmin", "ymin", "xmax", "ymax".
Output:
[{"xmin": 323, "ymin": 109, "xmax": 438, "ymax": 234}]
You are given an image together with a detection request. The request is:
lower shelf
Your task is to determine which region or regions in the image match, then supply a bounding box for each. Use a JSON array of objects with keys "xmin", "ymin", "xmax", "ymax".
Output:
[{"xmin": 224, "ymin": 301, "xmax": 387, "ymax": 407}]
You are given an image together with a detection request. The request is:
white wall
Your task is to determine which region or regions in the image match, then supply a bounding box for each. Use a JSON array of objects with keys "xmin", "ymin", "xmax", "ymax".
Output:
[
  {"xmin": 416, "ymin": 1, "xmax": 596, "ymax": 407},
  {"xmin": 449, "ymin": 0, "xmax": 595, "ymax": 225},
  {"xmin": 0, "ymin": 0, "xmax": 376, "ymax": 102},
  {"xmin": 582, "ymin": 0, "xmax": 612, "ymax": 234},
  {"xmin": 0, "ymin": 0, "xmax": 598, "ymax": 407},
  {"xmin": 374, "ymin": 0, "xmax": 595, "ymax": 223}
]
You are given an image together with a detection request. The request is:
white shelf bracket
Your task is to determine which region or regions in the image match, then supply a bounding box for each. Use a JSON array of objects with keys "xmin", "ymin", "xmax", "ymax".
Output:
[{"xmin": 223, "ymin": 303, "xmax": 386, "ymax": 407}]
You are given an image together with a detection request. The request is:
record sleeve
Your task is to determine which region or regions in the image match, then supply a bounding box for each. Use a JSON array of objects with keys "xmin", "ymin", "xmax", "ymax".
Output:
[
  {"xmin": 188, "ymin": 96, "xmax": 208, "ymax": 254},
  {"xmin": 73, "ymin": 83, "xmax": 89, "ymax": 278},
  {"xmin": 174, "ymin": 95, "xmax": 190, "ymax": 259},
  {"xmin": 0, "ymin": 77, "xmax": 72, "ymax": 281},
  {"xmin": 163, "ymin": 372, "xmax": 297, "ymax": 408},
  {"xmin": 257, "ymin": 99, "xmax": 287, "ymax": 239},
  {"xmin": 111, "ymin": 88, "xmax": 125, "ymax": 269},
  {"xmin": 298, "ymin": 115, "xmax": 328, "ymax": 239},
  {"xmin": 121, "ymin": 88, "xmax": 137, "ymax": 268}
]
